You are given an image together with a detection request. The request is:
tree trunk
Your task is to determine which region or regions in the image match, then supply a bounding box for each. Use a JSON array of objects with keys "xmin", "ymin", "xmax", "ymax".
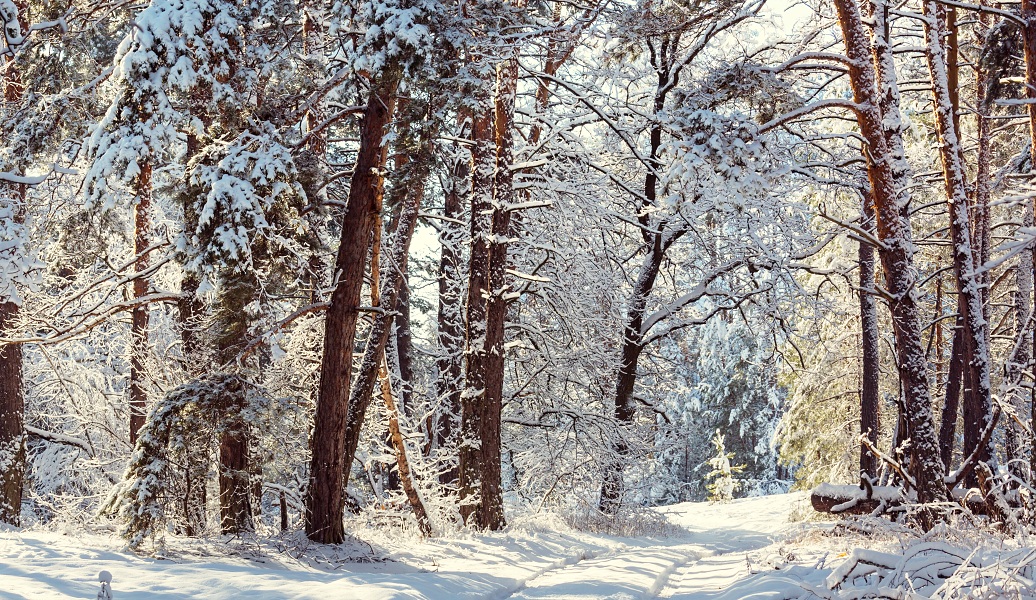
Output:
[
  {"xmin": 306, "ymin": 66, "xmax": 401, "ymax": 544},
  {"xmin": 218, "ymin": 400, "xmax": 252, "ymax": 533},
  {"xmin": 379, "ymin": 356, "xmax": 433, "ymax": 537},
  {"xmin": 0, "ymin": 299, "xmax": 24, "ymax": 526},
  {"xmin": 940, "ymin": 311, "xmax": 964, "ymax": 470},
  {"xmin": 0, "ymin": 3, "xmax": 27, "ymax": 526},
  {"xmin": 395, "ymin": 282, "xmax": 415, "ymax": 413},
  {"xmin": 1021, "ymin": 0, "xmax": 1036, "ymax": 483},
  {"xmin": 859, "ymin": 192, "xmax": 880, "ymax": 480},
  {"xmin": 340, "ymin": 103, "xmax": 433, "ymax": 498},
  {"xmin": 458, "ymin": 101, "xmax": 496, "ymax": 526},
  {"xmin": 341, "ymin": 169, "xmax": 425, "ymax": 494},
  {"xmin": 598, "ymin": 41, "xmax": 684, "ymax": 513},
  {"xmin": 433, "ymin": 116, "xmax": 467, "ymax": 483},
  {"xmin": 831, "ymin": 0, "xmax": 948, "ymax": 514},
  {"xmin": 129, "ymin": 160, "xmax": 152, "ymax": 444},
  {"xmin": 921, "ymin": 0, "xmax": 993, "ymax": 484}
]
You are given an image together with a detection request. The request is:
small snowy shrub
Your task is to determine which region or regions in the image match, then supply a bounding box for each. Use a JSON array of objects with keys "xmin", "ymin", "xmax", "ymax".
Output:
[{"xmin": 705, "ymin": 430, "xmax": 745, "ymax": 502}]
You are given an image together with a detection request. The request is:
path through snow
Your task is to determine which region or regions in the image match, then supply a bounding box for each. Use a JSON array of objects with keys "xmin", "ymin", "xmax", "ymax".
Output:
[{"xmin": 0, "ymin": 493, "xmax": 814, "ymax": 599}]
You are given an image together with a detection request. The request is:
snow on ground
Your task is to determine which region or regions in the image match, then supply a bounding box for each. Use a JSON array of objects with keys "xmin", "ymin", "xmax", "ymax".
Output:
[{"xmin": 0, "ymin": 492, "xmax": 832, "ymax": 599}]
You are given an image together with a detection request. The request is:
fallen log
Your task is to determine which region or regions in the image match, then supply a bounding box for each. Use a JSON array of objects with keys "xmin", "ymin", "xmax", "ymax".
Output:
[
  {"xmin": 810, "ymin": 482, "xmax": 1020, "ymax": 516},
  {"xmin": 810, "ymin": 483, "xmax": 905, "ymax": 515}
]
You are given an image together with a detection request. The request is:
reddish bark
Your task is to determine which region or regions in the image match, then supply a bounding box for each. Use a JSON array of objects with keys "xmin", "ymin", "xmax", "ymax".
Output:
[
  {"xmin": 921, "ymin": 0, "xmax": 993, "ymax": 483},
  {"xmin": 458, "ymin": 104, "xmax": 495, "ymax": 526},
  {"xmin": 341, "ymin": 150, "xmax": 427, "ymax": 492},
  {"xmin": 832, "ymin": 0, "xmax": 948, "ymax": 512},
  {"xmin": 0, "ymin": 299, "xmax": 24, "ymax": 526},
  {"xmin": 305, "ymin": 67, "xmax": 401, "ymax": 544},
  {"xmin": 129, "ymin": 160, "xmax": 152, "ymax": 444},
  {"xmin": 0, "ymin": 1, "xmax": 28, "ymax": 526},
  {"xmin": 379, "ymin": 358, "xmax": 433, "ymax": 536}
]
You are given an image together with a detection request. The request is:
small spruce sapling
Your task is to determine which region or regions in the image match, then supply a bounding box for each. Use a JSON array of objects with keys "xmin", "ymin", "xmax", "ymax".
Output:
[{"xmin": 705, "ymin": 430, "xmax": 745, "ymax": 502}]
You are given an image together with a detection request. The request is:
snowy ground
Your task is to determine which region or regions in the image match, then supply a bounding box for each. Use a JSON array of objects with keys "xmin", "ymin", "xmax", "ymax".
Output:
[{"xmin": 0, "ymin": 492, "xmax": 879, "ymax": 599}]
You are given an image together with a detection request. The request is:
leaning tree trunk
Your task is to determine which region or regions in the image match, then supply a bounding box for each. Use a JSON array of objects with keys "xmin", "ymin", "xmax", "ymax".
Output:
[
  {"xmin": 921, "ymin": 0, "xmax": 993, "ymax": 482},
  {"xmin": 832, "ymin": 0, "xmax": 948, "ymax": 517},
  {"xmin": 859, "ymin": 192, "xmax": 880, "ymax": 480},
  {"xmin": 305, "ymin": 65, "xmax": 402, "ymax": 545},
  {"xmin": 379, "ymin": 355, "xmax": 433, "ymax": 537},
  {"xmin": 341, "ymin": 141, "xmax": 428, "ymax": 491}
]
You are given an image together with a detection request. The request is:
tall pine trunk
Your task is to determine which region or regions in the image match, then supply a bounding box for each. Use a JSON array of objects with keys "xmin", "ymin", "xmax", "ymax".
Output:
[
  {"xmin": 0, "ymin": 2, "xmax": 27, "ymax": 526},
  {"xmin": 859, "ymin": 192, "xmax": 880, "ymax": 480},
  {"xmin": 921, "ymin": 0, "xmax": 993, "ymax": 480},
  {"xmin": 306, "ymin": 66, "xmax": 401, "ymax": 544},
  {"xmin": 458, "ymin": 100, "xmax": 496, "ymax": 525},
  {"xmin": 434, "ymin": 119, "xmax": 467, "ymax": 483},
  {"xmin": 129, "ymin": 161, "xmax": 152, "ymax": 444},
  {"xmin": 832, "ymin": 0, "xmax": 948, "ymax": 516}
]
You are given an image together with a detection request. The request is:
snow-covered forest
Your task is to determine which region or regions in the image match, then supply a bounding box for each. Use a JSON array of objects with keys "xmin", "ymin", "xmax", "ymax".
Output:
[{"xmin": 4, "ymin": 0, "xmax": 1036, "ymax": 596}]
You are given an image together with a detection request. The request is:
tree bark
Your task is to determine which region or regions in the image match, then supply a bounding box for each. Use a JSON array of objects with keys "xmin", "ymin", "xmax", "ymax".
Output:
[
  {"xmin": 1021, "ymin": 0, "xmax": 1036, "ymax": 483},
  {"xmin": 218, "ymin": 399, "xmax": 252, "ymax": 533},
  {"xmin": 341, "ymin": 152, "xmax": 426, "ymax": 494},
  {"xmin": 458, "ymin": 101, "xmax": 496, "ymax": 526},
  {"xmin": 599, "ymin": 243, "xmax": 667, "ymax": 513},
  {"xmin": 434, "ymin": 116, "xmax": 468, "ymax": 483},
  {"xmin": 306, "ymin": 66, "xmax": 401, "ymax": 544},
  {"xmin": 395, "ymin": 281, "xmax": 415, "ymax": 413},
  {"xmin": 0, "ymin": 299, "xmax": 24, "ymax": 526},
  {"xmin": 832, "ymin": 0, "xmax": 948, "ymax": 514},
  {"xmin": 0, "ymin": 1, "xmax": 27, "ymax": 527},
  {"xmin": 379, "ymin": 356, "xmax": 433, "ymax": 537},
  {"xmin": 129, "ymin": 160, "xmax": 152, "ymax": 444},
  {"xmin": 598, "ymin": 35, "xmax": 686, "ymax": 513},
  {"xmin": 921, "ymin": 0, "xmax": 993, "ymax": 484},
  {"xmin": 940, "ymin": 310, "xmax": 964, "ymax": 470},
  {"xmin": 859, "ymin": 192, "xmax": 880, "ymax": 480}
]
